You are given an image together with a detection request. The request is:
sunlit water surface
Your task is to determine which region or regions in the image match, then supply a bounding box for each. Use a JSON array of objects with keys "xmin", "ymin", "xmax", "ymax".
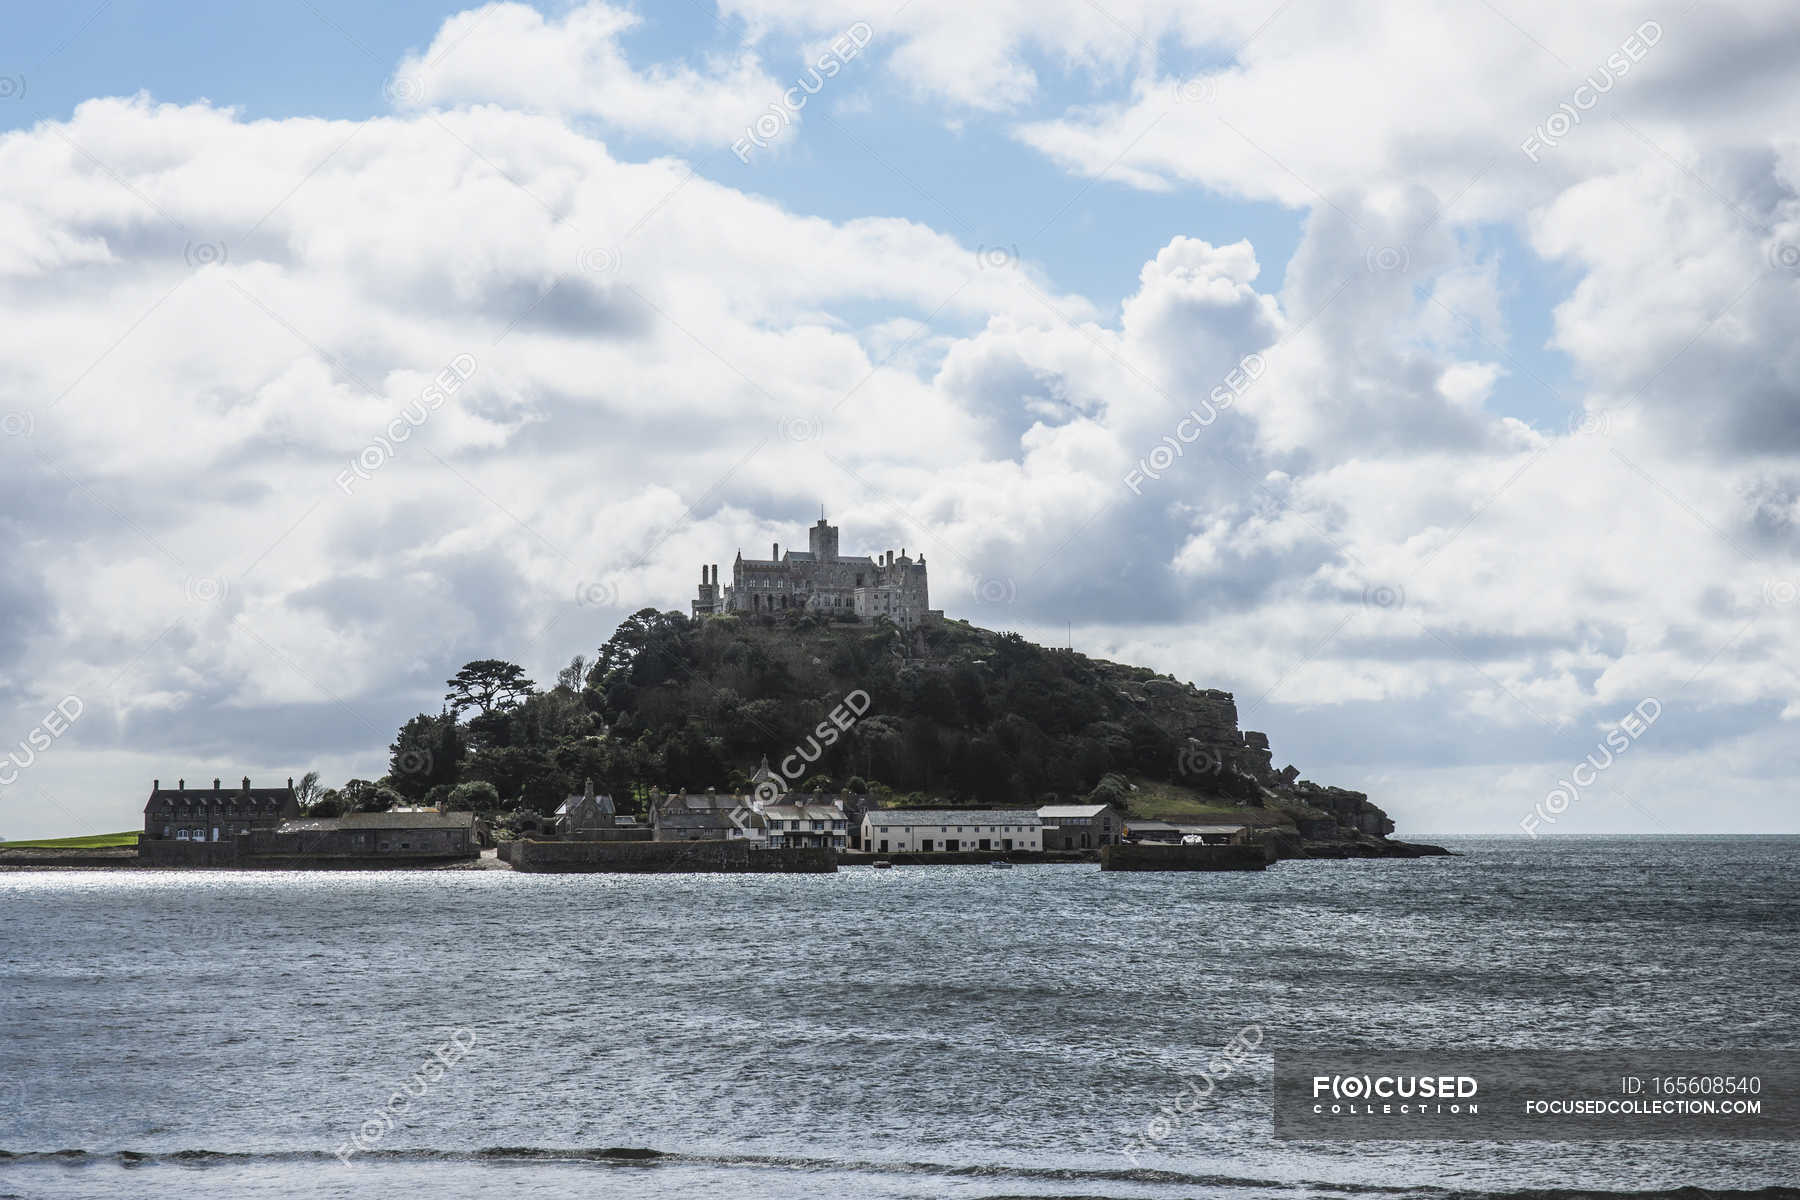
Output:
[{"xmin": 2, "ymin": 836, "xmax": 1796, "ymax": 1199}]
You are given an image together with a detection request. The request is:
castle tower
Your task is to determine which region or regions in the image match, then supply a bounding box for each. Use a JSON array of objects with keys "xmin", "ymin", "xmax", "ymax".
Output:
[
  {"xmin": 808, "ymin": 512, "xmax": 839, "ymax": 562},
  {"xmin": 691, "ymin": 563, "xmax": 723, "ymax": 618}
]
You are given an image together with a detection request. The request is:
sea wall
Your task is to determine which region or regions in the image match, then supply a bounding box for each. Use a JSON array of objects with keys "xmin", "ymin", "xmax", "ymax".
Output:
[
  {"xmin": 510, "ymin": 839, "xmax": 836, "ymax": 873},
  {"xmin": 1099, "ymin": 842, "xmax": 1274, "ymax": 871},
  {"xmin": 842, "ymin": 849, "xmax": 1095, "ymax": 866},
  {"xmin": 137, "ymin": 839, "xmax": 242, "ymax": 867}
]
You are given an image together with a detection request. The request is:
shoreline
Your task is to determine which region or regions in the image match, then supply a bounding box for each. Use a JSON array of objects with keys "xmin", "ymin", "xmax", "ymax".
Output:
[{"xmin": 0, "ymin": 837, "xmax": 1456, "ymax": 873}]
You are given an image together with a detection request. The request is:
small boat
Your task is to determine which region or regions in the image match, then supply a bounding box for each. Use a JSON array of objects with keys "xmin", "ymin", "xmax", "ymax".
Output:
[
  {"xmin": 990, "ymin": 860, "xmax": 1014, "ymax": 869},
  {"xmin": 871, "ymin": 860, "xmax": 893, "ymax": 869}
]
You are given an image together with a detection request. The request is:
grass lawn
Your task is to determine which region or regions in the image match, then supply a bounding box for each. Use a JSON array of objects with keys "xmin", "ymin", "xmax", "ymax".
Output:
[
  {"xmin": 1122, "ymin": 778, "xmax": 1299, "ymax": 827},
  {"xmin": 0, "ymin": 831, "xmax": 139, "ymax": 850}
]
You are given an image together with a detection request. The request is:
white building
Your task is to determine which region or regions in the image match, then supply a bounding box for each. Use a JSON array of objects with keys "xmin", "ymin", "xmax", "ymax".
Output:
[
  {"xmin": 761, "ymin": 799, "xmax": 850, "ymax": 850},
  {"xmin": 860, "ymin": 809, "xmax": 1042, "ymax": 854}
]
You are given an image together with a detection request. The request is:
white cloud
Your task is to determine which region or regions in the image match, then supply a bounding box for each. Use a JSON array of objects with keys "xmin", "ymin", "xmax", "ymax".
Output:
[
  {"xmin": 392, "ymin": 1, "xmax": 782, "ymax": 146},
  {"xmin": 5, "ymin": 2, "xmax": 1800, "ymax": 839}
]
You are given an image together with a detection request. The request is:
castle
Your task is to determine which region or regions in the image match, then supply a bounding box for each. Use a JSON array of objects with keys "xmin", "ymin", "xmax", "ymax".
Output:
[{"xmin": 693, "ymin": 514, "xmax": 940, "ymax": 627}]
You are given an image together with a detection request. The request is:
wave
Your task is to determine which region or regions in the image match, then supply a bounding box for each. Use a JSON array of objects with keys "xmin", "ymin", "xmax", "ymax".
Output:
[{"xmin": 1, "ymin": 1147, "xmax": 1796, "ymax": 1200}]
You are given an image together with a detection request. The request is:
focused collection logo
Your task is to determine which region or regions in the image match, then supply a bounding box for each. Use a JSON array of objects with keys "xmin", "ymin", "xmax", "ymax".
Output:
[{"xmin": 1311, "ymin": 1073, "xmax": 1480, "ymax": 1115}]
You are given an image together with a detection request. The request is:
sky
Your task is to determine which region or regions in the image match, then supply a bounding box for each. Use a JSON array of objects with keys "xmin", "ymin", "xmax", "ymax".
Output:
[{"xmin": 1, "ymin": 0, "xmax": 1797, "ymax": 839}]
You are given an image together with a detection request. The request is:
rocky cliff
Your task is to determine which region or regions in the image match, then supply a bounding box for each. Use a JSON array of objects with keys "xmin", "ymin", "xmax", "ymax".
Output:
[{"xmin": 1099, "ymin": 663, "xmax": 1395, "ymax": 840}]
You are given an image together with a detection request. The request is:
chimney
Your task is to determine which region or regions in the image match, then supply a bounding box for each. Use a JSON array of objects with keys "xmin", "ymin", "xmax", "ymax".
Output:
[
  {"xmin": 213, "ymin": 778, "xmax": 221, "ymax": 790},
  {"xmin": 178, "ymin": 778, "xmax": 185, "ymax": 791},
  {"xmin": 712, "ymin": 563, "xmax": 719, "ymax": 584},
  {"xmin": 242, "ymin": 776, "xmax": 251, "ymax": 792},
  {"xmin": 287, "ymin": 777, "xmax": 294, "ymax": 789},
  {"xmin": 154, "ymin": 778, "xmax": 160, "ymax": 791},
  {"xmin": 772, "ymin": 542, "xmax": 779, "ymax": 560}
]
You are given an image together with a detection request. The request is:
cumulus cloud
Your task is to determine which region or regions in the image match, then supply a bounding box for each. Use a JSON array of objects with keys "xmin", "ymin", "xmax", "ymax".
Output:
[
  {"xmin": 390, "ymin": 2, "xmax": 782, "ymax": 146},
  {"xmin": 3, "ymin": 1, "xmax": 1800, "ymax": 838}
]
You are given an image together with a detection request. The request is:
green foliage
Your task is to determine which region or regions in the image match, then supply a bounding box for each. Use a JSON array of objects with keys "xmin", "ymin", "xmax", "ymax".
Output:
[
  {"xmin": 1086, "ymin": 771, "xmax": 1133, "ymax": 812},
  {"xmin": 445, "ymin": 660, "xmax": 536, "ymax": 717},
  {"xmin": 293, "ymin": 771, "xmax": 323, "ymax": 809},
  {"xmin": 389, "ymin": 712, "xmax": 461, "ymax": 799},
  {"xmin": 372, "ymin": 615, "xmax": 1231, "ymax": 814},
  {"xmin": 448, "ymin": 780, "xmax": 500, "ymax": 812},
  {"xmin": 338, "ymin": 779, "xmax": 404, "ymax": 813},
  {"xmin": 305, "ymin": 792, "xmax": 346, "ymax": 818}
]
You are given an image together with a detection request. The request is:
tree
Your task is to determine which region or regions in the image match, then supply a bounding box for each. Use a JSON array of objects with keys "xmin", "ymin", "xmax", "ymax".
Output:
[
  {"xmin": 294, "ymin": 770, "xmax": 323, "ymax": 809},
  {"xmin": 339, "ymin": 779, "xmax": 402, "ymax": 813},
  {"xmin": 555, "ymin": 654, "xmax": 588, "ymax": 692},
  {"xmin": 1087, "ymin": 772, "xmax": 1132, "ymax": 812},
  {"xmin": 590, "ymin": 608, "xmax": 691, "ymax": 693},
  {"xmin": 447, "ymin": 780, "xmax": 500, "ymax": 813},
  {"xmin": 445, "ymin": 660, "xmax": 537, "ymax": 717},
  {"xmin": 306, "ymin": 789, "xmax": 344, "ymax": 818},
  {"xmin": 389, "ymin": 712, "xmax": 460, "ymax": 800}
]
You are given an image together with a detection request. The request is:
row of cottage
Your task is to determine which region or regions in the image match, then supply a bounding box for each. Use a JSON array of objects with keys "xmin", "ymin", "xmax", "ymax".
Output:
[
  {"xmin": 137, "ymin": 772, "xmax": 1247, "ymax": 863},
  {"xmin": 567, "ymin": 766, "xmax": 1251, "ymax": 854},
  {"xmin": 629, "ymin": 791, "xmax": 1121, "ymax": 853}
]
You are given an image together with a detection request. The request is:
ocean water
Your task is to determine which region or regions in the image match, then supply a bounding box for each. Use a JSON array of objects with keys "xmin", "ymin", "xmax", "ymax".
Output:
[{"xmin": 1, "ymin": 836, "xmax": 1796, "ymax": 1199}]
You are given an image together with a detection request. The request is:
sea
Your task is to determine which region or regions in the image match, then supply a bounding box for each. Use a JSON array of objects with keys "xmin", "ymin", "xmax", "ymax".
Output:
[{"xmin": 1, "ymin": 835, "xmax": 1796, "ymax": 1200}]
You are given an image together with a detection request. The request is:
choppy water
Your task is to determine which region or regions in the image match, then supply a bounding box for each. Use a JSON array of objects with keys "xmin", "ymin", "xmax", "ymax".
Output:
[{"xmin": 1, "ymin": 836, "xmax": 1796, "ymax": 1199}]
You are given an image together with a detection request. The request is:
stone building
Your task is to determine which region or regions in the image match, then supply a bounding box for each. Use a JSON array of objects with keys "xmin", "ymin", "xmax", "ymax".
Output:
[
  {"xmin": 142, "ymin": 776, "xmax": 300, "ymax": 845},
  {"xmin": 651, "ymin": 790, "xmax": 764, "ymax": 843},
  {"xmin": 246, "ymin": 810, "xmax": 477, "ymax": 859},
  {"xmin": 1036, "ymin": 803, "xmax": 1122, "ymax": 850},
  {"xmin": 692, "ymin": 514, "xmax": 941, "ymax": 627},
  {"xmin": 555, "ymin": 779, "xmax": 618, "ymax": 837}
]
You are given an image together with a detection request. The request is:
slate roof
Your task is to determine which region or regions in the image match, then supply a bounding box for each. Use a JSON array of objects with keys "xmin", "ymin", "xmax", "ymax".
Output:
[
  {"xmin": 145, "ymin": 781, "xmax": 296, "ymax": 815},
  {"xmin": 337, "ymin": 811, "xmax": 475, "ymax": 830},
  {"xmin": 761, "ymin": 802, "xmax": 846, "ymax": 822},
  {"xmin": 556, "ymin": 792, "xmax": 616, "ymax": 817},
  {"xmin": 651, "ymin": 793, "xmax": 754, "ymax": 833},
  {"xmin": 274, "ymin": 818, "xmax": 344, "ymax": 834},
  {"xmin": 862, "ymin": 809, "xmax": 1040, "ymax": 827},
  {"xmin": 1037, "ymin": 804, "xmax": 1114, "ymax": 819}
]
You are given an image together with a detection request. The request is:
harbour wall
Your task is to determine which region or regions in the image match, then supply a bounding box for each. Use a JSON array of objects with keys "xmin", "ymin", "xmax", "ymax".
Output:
[
  {"xmin": 1099, "ymin": 842, "xmax": 1274, "ymax": 871},
  {"xmin": 509, "ymin": 839, "xmax": 836, "ymax": 873}
]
